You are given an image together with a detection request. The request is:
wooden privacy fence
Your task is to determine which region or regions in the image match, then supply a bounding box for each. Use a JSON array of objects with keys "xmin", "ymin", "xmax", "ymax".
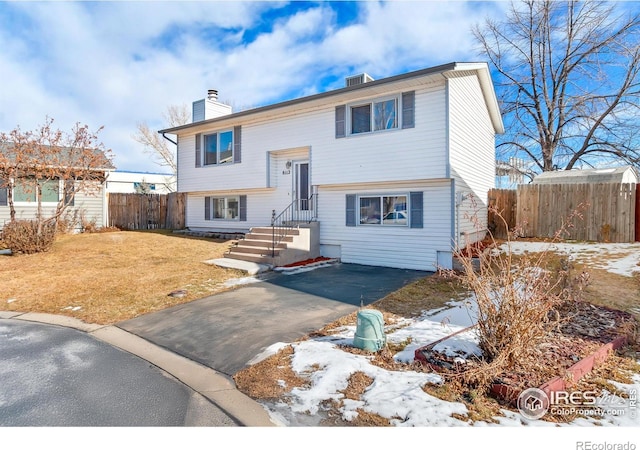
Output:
[
  {"xmin": 108, "ymin": 192, "xmax": 185, "ymax": 230},
  {"xmin": 488, "ymin": 189, "xmax": 517, "ymax": 239},
  {"xmin": 488, "ymin": 183, "xmax": 638, "ymax": 242}
]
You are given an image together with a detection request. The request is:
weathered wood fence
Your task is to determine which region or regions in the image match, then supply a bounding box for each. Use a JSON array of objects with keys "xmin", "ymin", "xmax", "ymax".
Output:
[
  {"xmin": 108, "ymin": 192, "xmax": 185, "ymax": 230},
  {"xmin": 488, "ymin": 189, "xmax": 517, "ymax": 240},
  {"xmin": 488, "ymin": 183, "xmax": 638, "ymax": 242}
]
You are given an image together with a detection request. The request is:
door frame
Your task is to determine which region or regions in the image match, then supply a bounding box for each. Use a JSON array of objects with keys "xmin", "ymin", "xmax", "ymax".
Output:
[{"xmin": 292, "ymin": 160, "xmax": 310, "ymax": 216}]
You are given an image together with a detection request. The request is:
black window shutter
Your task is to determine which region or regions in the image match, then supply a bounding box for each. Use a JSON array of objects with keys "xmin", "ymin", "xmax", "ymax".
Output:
[
  {"xmin": 64, "ymin": 180, "xmax": 75, "ymax": 207},
  {"xmin": 410, "ymin": 191, "xmax": 423, "ymax": 228},
  {"xmin": 239, "ymin": 195, "xmax": 247, "ymax": 221},
  {"xmin": 335, "ymin": 105, "xmax": 346, "ymax": 138},
  {"xmin": 195, "ymin": 133, "xmax": 202, "ymax": 168},
  {"xmin": 204, "ymin": 196, "xmax": 211, "ymax": 220},
  {"xmin": 402, "ymin": 91, "xmax": 415, "ymax": 129},
  {"xmin": 233, "ymin": 126, "xmax": 242, "ymax": 163},
  {"xmin": 0, "ymin": 179, "xmax": 7, "ymax": 207},
  {"xmin": 345, "ymin": 194, "xmax": 356, "ymax": 226}
]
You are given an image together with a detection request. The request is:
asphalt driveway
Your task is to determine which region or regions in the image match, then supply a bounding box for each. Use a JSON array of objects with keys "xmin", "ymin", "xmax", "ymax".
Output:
[{"xmin": 118, "ymin": 263, "xmax": 430, "ymax": 377}]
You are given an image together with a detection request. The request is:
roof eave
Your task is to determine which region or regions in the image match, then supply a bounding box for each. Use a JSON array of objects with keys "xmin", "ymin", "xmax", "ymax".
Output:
[
  {"xmin": 158, "ymin": 62, "xmax": 461, "ymax": 135},
  {"xmin": 158, "ymin": 61, "xmax": 505, "ymax": 136}
]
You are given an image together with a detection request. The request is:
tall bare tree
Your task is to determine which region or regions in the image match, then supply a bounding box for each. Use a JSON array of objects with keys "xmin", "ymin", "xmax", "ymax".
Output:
[
  {"xmin": 132, "ymin": 104, "xmax": 189, "ymax": 177},
  {"xmin": 474, "ymin": 0, "xmax": 640, "ymax": 173}
]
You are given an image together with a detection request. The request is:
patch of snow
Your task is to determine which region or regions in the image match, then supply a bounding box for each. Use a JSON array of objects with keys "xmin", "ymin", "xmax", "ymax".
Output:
[
  {"xmin": 223, "ymin": 276, "xmax": 263, "ymax": 288},
  {"xmin": 246, "ymin": 342, "xmax": 290, "ymax": 366},
  {"xmin": 259, "ymin": 293, "xmax": 639, "ymax": 428},
  {"xmin": 61, "ymin": 306, "xmax": 82, "ymax": 311},
  {"xmin": 425, "ymin": 297, "xmax": 478, "ymax": 327},
  {"xmin": 7, "ymin": 298, "xmax": 17, "ymax": 304},
  {"xmin": 502, "ymin": 242, "xmax": 640, "ymax": 277},
  {"xmin": 284, "ymin": 340, "xmax": 460, "ymax": 426}
]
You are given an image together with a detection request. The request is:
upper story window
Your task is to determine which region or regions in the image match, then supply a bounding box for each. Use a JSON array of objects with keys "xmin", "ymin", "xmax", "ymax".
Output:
[
  {"xmin": 336, "ymin": 91, "xmax": 414, "ymax": 138},
  {"xmin": 351, "ymin": 98, "xmax": 398, "ymax": 134},
  {"xmin": 195, "ymin": 126, "xmax": 242, "ymax": 168},
  {"xmin": 204, "ymin": 130, "xmax": 233, "ymax": 166}
]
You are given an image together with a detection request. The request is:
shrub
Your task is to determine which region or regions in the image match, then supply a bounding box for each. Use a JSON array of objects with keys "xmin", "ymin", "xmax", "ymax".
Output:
[
  {"xmin": 2, "ymin": 220, "xmax": 57, "ymax": 254},
  {"xmin": 445, "ymin": 207, "xmax": 589, "ymax": 389}
]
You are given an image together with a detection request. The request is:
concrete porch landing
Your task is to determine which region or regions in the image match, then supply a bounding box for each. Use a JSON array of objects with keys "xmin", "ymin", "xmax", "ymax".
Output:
[{"xmin": 205, "ymin": 257, "xmax": 272, "ymax": 275}]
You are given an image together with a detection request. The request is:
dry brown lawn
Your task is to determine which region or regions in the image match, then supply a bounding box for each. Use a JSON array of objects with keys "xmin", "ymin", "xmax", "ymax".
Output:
[{"xmin": 1, "ymin": 229, "xmax": 243, "ymax": 324}]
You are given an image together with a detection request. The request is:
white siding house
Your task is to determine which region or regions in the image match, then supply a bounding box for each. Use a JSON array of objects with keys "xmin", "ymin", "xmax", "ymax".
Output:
[
  {"xmin": 105, "ymin": 170, "xmax": 176, "ymax": 194},
  {"xmin": 159, "ymin": 62, "xmax": 504, "ymax": 271}
]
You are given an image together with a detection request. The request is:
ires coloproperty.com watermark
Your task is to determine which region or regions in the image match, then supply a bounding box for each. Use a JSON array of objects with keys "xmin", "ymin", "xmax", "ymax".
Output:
[{"xmin": 517, "ymin": 387, "xmax": 638, "ymax": 421}]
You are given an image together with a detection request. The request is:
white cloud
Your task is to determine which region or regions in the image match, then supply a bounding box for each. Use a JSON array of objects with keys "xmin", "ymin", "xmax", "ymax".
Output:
[{"xmin": 0, "ymin": 1, "xmax": 507, "ymax": 172}]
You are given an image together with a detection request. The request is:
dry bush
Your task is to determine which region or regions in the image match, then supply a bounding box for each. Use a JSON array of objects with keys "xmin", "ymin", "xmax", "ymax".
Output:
[
  {"xmin": 2, "ymin": 219, "xmax": 57, "ymax": 254},
  {"xmin": 446, "ymin": 207, "xmax": 589, "ymax": 389}
]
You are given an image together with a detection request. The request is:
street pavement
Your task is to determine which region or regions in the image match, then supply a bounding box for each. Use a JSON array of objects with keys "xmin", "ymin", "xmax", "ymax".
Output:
[{"xmin": 0, "ymin": 318, "xmax": 238, "ymax": 426}]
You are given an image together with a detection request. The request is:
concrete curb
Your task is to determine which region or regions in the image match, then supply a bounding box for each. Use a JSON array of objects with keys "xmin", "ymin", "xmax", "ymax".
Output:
[{"xmin": 1, "ymin": 311, "xmax": 277, "ymax": 427}]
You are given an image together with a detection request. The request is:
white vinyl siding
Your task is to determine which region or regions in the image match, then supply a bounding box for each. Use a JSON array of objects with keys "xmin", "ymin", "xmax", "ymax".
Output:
[
  {"xmin": 317, "ymin": 182, "xmax": 453, "ymax": 271},
  {"xmin": 313, "ymin": 83, "xmax": 448, "ymax": 186},
  {"xmin": 447, "ymin": 72, "xmax": 497, "ymax": 246},
  {"xmin": 187, "ymin": 191, "xmax": 273, "ymax": 232},
  {"xmin": 177, "ymin": 82, "xmax": 449, "ymax": 193}
]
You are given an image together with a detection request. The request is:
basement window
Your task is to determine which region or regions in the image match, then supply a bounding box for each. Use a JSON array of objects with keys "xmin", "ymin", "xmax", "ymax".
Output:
[{"xmin": 359, "ymin": 195, "xmax": 407, "ymax": 226}]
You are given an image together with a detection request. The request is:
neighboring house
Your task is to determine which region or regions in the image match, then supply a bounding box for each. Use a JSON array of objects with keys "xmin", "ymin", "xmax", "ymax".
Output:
[
  {"xmin": 105, "ymin": 170, "xmax": 177, "ymax": 194},
  {"xmin": 532, "ymin": 166, "xmax": 639, "ymax": 185},
  {"xmin": 0, "ymin": 144, "xmax": 113, "ymax": 230},
  {"xmin": 159, "ymin": 62, "xmax": 504, "ymax": 270}
]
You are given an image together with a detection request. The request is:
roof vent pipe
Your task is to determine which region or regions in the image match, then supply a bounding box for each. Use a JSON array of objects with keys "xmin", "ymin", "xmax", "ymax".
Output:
[{"xmin": 207, "ymin": 89, "xmax": 218, "ymax": 101}]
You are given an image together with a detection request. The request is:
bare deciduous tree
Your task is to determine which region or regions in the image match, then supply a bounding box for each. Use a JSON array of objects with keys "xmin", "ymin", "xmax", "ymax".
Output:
[
  {"xmin": 474, "ymin": 0, "xmax": 640, "ymax": 173},
  {"xmin": 132, "ymin": 104, "xmax": 189, "ymax": 177},
  {"xmin": 0, "ymin": 117, "xmax": 113, "ymax": 236}
]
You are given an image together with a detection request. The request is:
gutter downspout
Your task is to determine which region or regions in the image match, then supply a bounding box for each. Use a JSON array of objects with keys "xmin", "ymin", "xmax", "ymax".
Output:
[
  {"xmin": 160, "ymin": 132, "xmax": 179, "ymax": 192},
  {"xmin": 161, "ymin": 133, "xmax": 177, "ymax": 146}
]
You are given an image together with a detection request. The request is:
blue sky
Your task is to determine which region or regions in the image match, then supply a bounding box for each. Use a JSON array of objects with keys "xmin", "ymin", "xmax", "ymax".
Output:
[{"xmin": 0, "ymin": 1, "xmax": 508, "ymax": 172}]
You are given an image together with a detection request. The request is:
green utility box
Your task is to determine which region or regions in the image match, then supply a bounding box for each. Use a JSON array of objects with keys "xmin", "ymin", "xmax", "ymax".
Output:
[{"xmin": 353, "ymin": 309, "xmax": 386, "ymax": 352}]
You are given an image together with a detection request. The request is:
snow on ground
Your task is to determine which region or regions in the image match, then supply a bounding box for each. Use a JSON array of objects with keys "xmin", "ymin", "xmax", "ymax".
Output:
[
  {"xmin": 261, "ymin": 300, "xmax": 639, "ymax": 428},
  {"xmin": 256, "ymin": 241, "xmax": 640, "ymax": 429},
  {"xmin": 503, "ymin": 241, "xmax": 640, "ymax": 277}
]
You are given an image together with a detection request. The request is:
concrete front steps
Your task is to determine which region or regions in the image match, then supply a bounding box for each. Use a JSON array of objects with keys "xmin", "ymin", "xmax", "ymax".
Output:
[{"xmin": 224, "ymin": 223, "xmax": 319, "ymax": 267}]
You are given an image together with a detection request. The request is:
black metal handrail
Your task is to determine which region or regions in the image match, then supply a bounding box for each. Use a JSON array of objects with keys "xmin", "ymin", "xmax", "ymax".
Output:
[{"xmin": 270, "ymin": 194, "xmax": 317, "ymax": 257}]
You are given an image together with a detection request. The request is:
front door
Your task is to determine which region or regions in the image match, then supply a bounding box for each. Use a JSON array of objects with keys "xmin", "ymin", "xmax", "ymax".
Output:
[{"xmin": 293, "ymin": 161, "xmax": 310, "ymax": 219}]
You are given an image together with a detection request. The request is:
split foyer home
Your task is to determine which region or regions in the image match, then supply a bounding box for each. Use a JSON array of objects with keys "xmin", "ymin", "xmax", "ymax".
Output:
[{"xmin": 159, "ymin": 62, "xmax": 504, "ymax": 271}]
